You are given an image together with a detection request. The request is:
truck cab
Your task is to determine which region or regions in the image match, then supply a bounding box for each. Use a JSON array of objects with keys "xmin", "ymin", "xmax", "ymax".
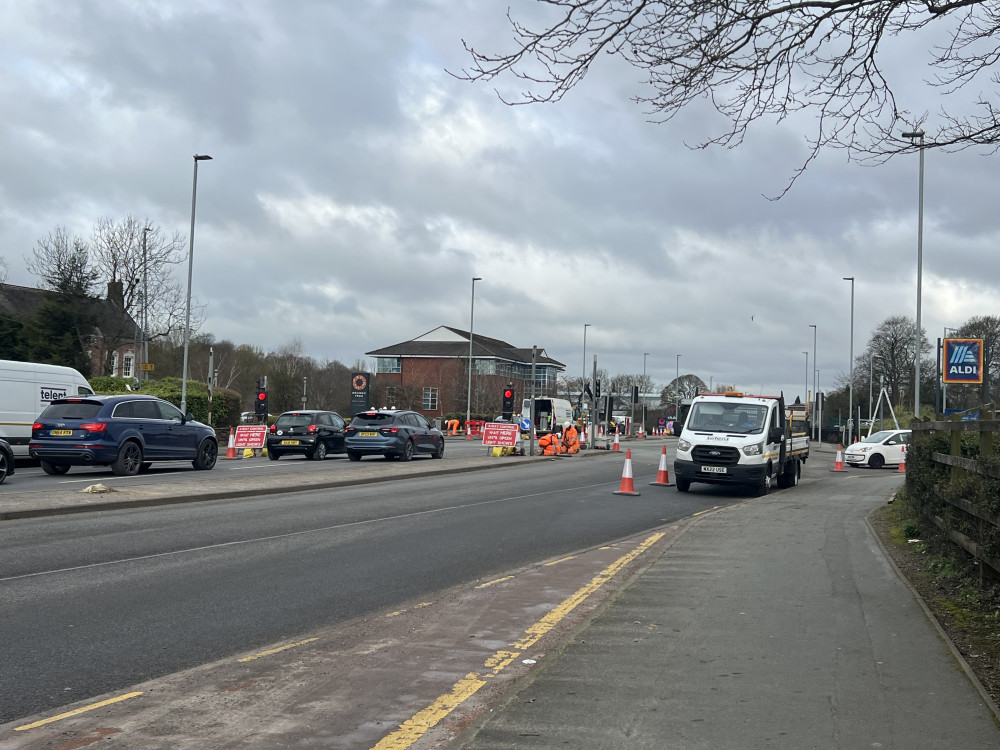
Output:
[{"xmin": 673, "ymin": 392, "xmax": 808, "ymax": 495}]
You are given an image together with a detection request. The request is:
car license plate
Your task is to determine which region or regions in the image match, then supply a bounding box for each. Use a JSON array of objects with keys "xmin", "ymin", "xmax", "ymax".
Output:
[
  {"xmin": 51, "ymin": 429, "xmax": 72, "ymax": 436},
  {"xmin": 701, "ymin": 466, "xmax": 727, "ymax": 474},
  {"xmin": 281, "ymin": 440, "xmax": 300, "ymax": 445},
  {"xmin": 359, "ymin": 431, "xmax": 378, "ymax": 437}
]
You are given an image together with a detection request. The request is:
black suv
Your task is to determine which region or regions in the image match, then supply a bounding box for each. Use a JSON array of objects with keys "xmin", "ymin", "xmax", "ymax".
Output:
[
  {"xmin": 344, "ymin": 410, "xmax": 445, "ymax": 461},
  {"xmin": 266, "ymin": 410, "xmax": 347, "ymax": 460}
]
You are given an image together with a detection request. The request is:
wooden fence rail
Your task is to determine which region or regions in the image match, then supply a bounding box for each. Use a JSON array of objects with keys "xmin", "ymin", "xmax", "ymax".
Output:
[{"xmin": 910, "ymin": 411, "xmax": 1000, "ymax": 580}]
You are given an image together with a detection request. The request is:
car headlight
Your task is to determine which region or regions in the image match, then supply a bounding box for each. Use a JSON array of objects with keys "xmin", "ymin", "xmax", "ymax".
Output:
[
  {"xmin": 856, "ymin": 446, "xmax": 871, "ymax": 453},
  {"xmin": 743, "ymin": 442, "xmax": 763, "ymax": 456},
  {"xmin": 678, "ymin": 439, "xmax": 691, "ymax": 452}
]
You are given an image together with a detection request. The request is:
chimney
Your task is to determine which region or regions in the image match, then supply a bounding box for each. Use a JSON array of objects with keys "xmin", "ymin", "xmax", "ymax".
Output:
[{"xmin": 107, "ymin": 280, "xmax": 124, "ymax": 308}]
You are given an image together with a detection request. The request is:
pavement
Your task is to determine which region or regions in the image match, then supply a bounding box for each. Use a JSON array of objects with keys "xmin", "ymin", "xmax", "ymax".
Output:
[
  {"xmin": 451, "ymin": 443, "xmax": 1000, "ymax": 749},
  {"xmin": 6, "ymin": 439, "xmax": 1000, "ymax": 748}
]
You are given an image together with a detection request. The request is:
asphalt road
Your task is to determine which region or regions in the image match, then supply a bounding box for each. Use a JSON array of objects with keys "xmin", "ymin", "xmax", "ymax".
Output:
[{"xmin": 0, "ymin": 443, "xmax": 725, "ymax": 726}]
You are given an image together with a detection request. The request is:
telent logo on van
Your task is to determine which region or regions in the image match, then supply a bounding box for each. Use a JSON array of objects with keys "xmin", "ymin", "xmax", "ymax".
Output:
[{"xmin": 40, "ymin": 386, "xmax": 68, "ymax": 403}]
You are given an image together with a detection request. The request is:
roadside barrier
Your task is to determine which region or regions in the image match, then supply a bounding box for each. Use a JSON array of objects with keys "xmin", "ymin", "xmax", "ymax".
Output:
[
  {"xmin": 613, "ymin": 449, "xmax": 640, "ymax": 496},
  {"xmin": 649, "ymin": 445, "xmax": 673, "ymax": 486},
  {"xmin": 223, "ymin": 428, "xmax": 238, "ymax": 460},
  {"xmin": 834, "ymin": 444, "xmax": 846, "ymax": 472}
]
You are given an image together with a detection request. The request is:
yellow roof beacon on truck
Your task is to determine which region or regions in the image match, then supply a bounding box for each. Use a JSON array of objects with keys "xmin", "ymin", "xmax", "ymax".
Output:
[{"xmin": 672, "ymin": 391, "xmax": 809, "ymax": 496}]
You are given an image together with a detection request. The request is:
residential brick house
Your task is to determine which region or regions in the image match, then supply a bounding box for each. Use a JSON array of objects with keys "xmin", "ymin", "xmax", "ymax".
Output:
[
  {"xmin": 0, "ymin": 281, "xmax": 142, "ymax": 379},
  {"xmin": 366, "ymin": 326, "xmax": 565, "ymax": 421}
]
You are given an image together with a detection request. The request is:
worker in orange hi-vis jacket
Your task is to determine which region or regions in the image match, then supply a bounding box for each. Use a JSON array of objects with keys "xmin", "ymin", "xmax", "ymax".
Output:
[{"xmin": 562, "ymin": 421, "xmax": 580, "ymax": 454}]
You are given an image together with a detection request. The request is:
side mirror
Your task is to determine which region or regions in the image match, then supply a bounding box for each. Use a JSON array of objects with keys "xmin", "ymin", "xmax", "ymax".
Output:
[
  {"xmin": 768, "ymin": 427, "xmax": 784, "ymax": 443},
  {"xmin": 184, "ymin": 412, "xmax": 194, "ymax": 423}
]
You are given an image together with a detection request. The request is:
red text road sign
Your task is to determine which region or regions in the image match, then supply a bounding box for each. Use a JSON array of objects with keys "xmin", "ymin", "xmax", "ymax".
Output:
[
  {"xmin": 481, "ymin": 423, "xmax": 520, "ymax": 447},
  {"xmin": 234, "ymin": 425, "xmax": 268, "ymax": 449},
  {"xmin": 943, "ymin": 338, "xmax": 984, "ymax": 384}
]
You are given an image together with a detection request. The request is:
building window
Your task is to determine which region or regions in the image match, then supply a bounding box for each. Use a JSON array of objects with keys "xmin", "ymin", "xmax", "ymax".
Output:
[
  {"xmin": 122, "ymin": 353, "xmax": 134, "ymax": 379},
  {"xmin": 111, "ymin": 351, "xmax": 119, "ymax": 376},
  {"xmin": 377, "ymin": 357, "xmax": 401, "ymax": 373},
  {"xmin": 384, "ymin": 386, "xmax": 398, "ymax": 408},
  {"xmin": 422, "ymin": 387, "xmax": 438, "ymax": 411}
]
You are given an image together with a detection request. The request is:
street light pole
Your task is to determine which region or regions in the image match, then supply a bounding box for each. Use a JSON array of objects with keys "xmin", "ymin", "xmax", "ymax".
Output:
[
  {"xmin": 642, "ymin": 352, "xmax": 650, "ymax": 434},
  {"xmin": 180, "ymin": 154, "xmax": 212, "ymax": 415},
  {"xmin": 902, "ymin": 129, "xmax": 925, "ymax": 419},
  {"xmin": 869, "ymin": 354, "xmax": 883, "ymax": 421},
  {"xmin": 843, "ymin": 276, "xmax": 855, "ymax": 443},
  {"xmin": 465, "ymin": 277, "xmax": 482, "ymax": 427},
  {"xmin": 803, "ymin": 351, "xmax": 809, "ymax": 407},
  {"xmin": 675, "ymin": 354, "xmax": 682, "ymax": 427},
  {"xmin": 142, "ymin": 226, "xmax": 150, "ymax": 383},
  {"xmin": 809, "ymin": 324, "xmax": 817, "ymax": 440}
]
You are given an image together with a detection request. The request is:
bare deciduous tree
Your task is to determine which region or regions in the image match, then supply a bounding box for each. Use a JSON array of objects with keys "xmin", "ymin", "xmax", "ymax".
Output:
[
  {"xmin": 459, "ymin": 1, "xmax": 1000, "ymax": 186},
  {"xmin": 90, "ymin": 215, "xmax": 193, "ymax": 342}
]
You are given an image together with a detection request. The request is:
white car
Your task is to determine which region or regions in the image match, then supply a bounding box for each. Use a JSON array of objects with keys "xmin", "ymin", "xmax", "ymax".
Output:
[{"xmin": 844, "ymin": 429, "xmax": 911, "ymax": 469}]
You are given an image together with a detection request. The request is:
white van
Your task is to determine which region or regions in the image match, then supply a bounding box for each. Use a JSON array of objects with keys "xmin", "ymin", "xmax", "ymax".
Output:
[
  {"xmin": 520, "ymin": 397, "xmax": 575, "ymax": 435},
  {"xmin": 0, "ymin": 360, "xmax": 94, "ymax": 457}
]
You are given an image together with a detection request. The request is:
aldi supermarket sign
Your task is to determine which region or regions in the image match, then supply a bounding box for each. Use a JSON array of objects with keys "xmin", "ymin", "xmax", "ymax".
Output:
[{"xmin": 943, "ymin": 338, "xmax": 985, "ymax": 384}]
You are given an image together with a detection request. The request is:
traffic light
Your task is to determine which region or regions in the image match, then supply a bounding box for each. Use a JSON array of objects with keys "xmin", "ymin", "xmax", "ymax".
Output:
[
  {"xmin": 255, "ymin": 379, "xmax": 268, "ymax": 418},
  {"xmin": 595, "ymin": 379, "xmax": 601, "ymax": 400},
  {"xmin": 501, "ymin": 388, "xmax": 515, "ymax": 421}
]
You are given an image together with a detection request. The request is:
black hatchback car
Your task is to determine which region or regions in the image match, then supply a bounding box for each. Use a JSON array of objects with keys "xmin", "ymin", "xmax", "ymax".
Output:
[
  {"xmin": 344, "ymin": 409, "xmax": 445, "ymax": 461},
  {"xmin": 266, "ymin": 410, "xmax": 347, "ymax": 460},
  {"xmin": 30, "ymin": 395, "xmax": 218, "ymax": 476}
]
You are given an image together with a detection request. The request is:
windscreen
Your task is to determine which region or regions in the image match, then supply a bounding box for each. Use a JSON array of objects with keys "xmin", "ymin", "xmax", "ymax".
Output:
[
  {"xmin": 275, "ymin": 414, "xmax": 313, "ymax": 428},
  {"xmin": 38, "ymin": 401, "xmax": 102, "ymax": 420},
  {"xmin": 686, "ymin": 402, "xmax": 767, "ymax": 434},
  {"xmin": 350, "ymin": 413, "xmax": 396, "ymax": 427}
]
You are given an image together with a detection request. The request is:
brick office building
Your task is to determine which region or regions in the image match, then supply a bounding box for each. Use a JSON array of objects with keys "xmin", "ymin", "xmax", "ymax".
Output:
[{"xmin": 365, "ymin": 326, "xmax": 564, "ymax": 421}]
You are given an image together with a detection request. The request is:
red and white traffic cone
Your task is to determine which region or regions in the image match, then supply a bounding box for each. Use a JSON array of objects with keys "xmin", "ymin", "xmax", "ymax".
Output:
[
  {"xmin": 649, "ymin": 445, "xmax": 673, "ymax": 486},
  {"xmin": 613, "ymin": 448, "xmax": 641, "ymax": 496},
  {"xmin": 612, "ymin": 427, "xmax": 621, "ymax": 452},
  {"xmin": 833, "ymin": 444, "xmax": 845, "ymax": 472},
  {"xmin": 223, "ymin": 428, "xmax": 238, "ymax": 459},
  {"xmin": 898, "ymin": 445, "xmax": 907, "ymax": 473}
]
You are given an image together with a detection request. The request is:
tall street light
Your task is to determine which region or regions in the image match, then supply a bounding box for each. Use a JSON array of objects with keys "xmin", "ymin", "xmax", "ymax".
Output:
[
  {"xmin": 465, "ymin": 276, "xmax": 482, "ymax": 427},
  {"xmin": 803, "ymin": 351, "xmax": 809, "ymax": 407},
  {"xmin": 642, "ymin": 352, "xmax": 650, "ymax": 433},
  {"xmin": 675, "ymin": 354, "xmax": 682, "ymax": 425},
  {"xmin": 582, "ymin": 323, "xmax": 591, "ymax": 401},
  {"xmin": 902, "ymin": 129, "xmax": 925, "ymax": 419},
  {"xmin": 809, "ymin": 324, "xmax": 817, "ymax": 440},
  {"xmin": 843, "ymin": 276, "xmax": 855, "ymax": 443},
  {"xmin": 180, "ymin": 154, "xmax": 212, "ymax": 415},
  {"xmin": 142, "ymin": 226, "xmax": 150, "ymax": 383}
]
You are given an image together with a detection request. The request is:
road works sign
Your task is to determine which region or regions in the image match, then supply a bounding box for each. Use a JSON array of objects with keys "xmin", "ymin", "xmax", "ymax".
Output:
[
  {"xmin": 482, "ymin": 423, "xmax": 520, "ymax": 447},
  {"xmin": 234, "ymin": 425, "xmax": 268, "ymax": 449},
  {"xmin": 943, "ymin": 338, "xmax": 984, "ymax": 384}
]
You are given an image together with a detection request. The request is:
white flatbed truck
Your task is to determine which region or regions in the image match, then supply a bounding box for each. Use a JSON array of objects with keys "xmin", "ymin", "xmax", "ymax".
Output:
[{"xmin": 673, "ymin": 392, "xmax": 809, "ymax": 495}]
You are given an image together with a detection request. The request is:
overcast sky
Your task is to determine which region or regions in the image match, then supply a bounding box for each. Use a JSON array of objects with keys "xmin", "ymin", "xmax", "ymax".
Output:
[{"xmin": 1, "ymin": 1, "xmax": 997, "ymax": 402}]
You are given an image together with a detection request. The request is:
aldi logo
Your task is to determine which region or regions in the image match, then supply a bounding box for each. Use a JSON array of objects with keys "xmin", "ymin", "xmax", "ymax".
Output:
[{"xmin": 943, "ymin": 338, "xmax": 984, "ymax": 384}]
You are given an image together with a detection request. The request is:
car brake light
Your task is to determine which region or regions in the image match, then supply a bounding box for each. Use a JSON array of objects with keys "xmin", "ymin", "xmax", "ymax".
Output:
[
  {"xmin": 32, "ymin": 422, "xmax": 43, "ymax": 431},
  {"xmin": 307, "ymin": 425, "xmax": 318, "ymax": 434},
  {"xmin": 269, "ymin": 424, "xmax": 277, "ymax": 433},
  {"xmin": 79, "ymin": 422, "xmax": 107, "ymax": 433}
]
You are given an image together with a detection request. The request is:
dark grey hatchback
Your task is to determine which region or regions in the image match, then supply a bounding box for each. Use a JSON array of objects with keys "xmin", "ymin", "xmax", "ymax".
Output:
[
  {"xmin": 266, "ymin": 410, "xmax": 346, "ymax": 460},
  {"xmin": 344, "ymin": 410, "xmax": 445, "ymax": 461}
]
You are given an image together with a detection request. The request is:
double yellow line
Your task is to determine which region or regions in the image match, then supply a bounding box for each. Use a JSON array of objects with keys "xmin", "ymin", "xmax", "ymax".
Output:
[{"xmin": 371, "ymin": 532, "xmax": 664, "ymax": 749}]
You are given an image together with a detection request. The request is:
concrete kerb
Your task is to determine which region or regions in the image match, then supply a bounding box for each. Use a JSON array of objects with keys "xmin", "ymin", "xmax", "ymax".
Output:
[{"xmin": 1, "ymin": 449, "xmax": 618, "ymax": 522}]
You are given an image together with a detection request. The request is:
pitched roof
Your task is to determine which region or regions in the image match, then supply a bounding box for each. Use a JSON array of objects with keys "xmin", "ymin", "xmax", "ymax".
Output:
[
  {"xmin": 0, "ymin": 282, "xmax": 137, "ymax": 337},
  {"xmin": 367, "ymin": 325, "xmax": 564, "ymax": 368}
]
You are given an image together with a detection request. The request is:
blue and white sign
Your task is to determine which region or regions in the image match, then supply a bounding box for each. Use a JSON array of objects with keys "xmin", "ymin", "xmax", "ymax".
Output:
[
  {"xmin": 943, "ymin": 338, "xmax": 984, "ymax": 384},
  {"xmin": 519, "ymin": 418, "xmax": 532, "ymax": 431}
]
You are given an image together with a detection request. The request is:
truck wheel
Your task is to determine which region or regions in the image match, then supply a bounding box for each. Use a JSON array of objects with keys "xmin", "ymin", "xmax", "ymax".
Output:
[
  {"xmin": 676, "ymin": 478, "xmax": 691, "ymax": 493},
  {"xmin": 755, "ymin": 470, "xmax": 772, "ymax": 497}
]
